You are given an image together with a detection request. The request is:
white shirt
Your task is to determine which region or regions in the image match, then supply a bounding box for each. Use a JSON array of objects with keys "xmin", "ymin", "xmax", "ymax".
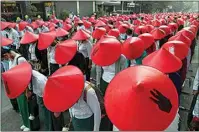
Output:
[
  {"xmin": 193, "ymin": 68, "xmax": 199, "ymax": 117},
  {"xmin": 77, "ymin": 25, "xmax": 85, "ymax": 30},
  {"xmin": 1, "ymin": 30, "xmax": 8, "ymax": 37},
  {"xmin": 26, "ymin": 26, "xmax": 34, "ymax": 33},
  {"xmin": 186, "ymin": 48, "xmax": 191, "ymax": 72},
  {"xmin": 102, "ymin": 55, "xmax": 127, "ymax": 83},
  {"xmin": 29, "ymin": 44, "xmax": 37, "ymax": 61},
  {"xmin": 8, "ymin": 28, "xmax": 20, "ymax": 49},
  {"xmin": 41, "ymin": 25, "xmax": 49, "ymax": 33},
  {"xmin": 9, "ymin": 54, "xmax": 27, "ymax": 69},
  {"xmin": 32, "ymin": 70, "xmax": 47, "ymax": 97},
  {"xmin": 48, "ymin": 46, "xmax": 57, "ymax": 64},
  {"xmin": 155, "ymin": 40, "xmax": 160, "ymax": 51},
  {"xmin": 130, "ymin": 59, "xmax": 137, "ymax": 66},
  {"xmin": 78, "ymin": 41, "xmax": 92, "ymax": 59},
  {"xmin": 69, "ymin": 82, "xmax": 101, "ymax": 131}
]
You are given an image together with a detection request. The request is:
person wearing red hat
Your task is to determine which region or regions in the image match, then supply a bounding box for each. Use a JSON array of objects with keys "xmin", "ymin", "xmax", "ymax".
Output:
[
  {"xmin": 1, "ymin": 50, "xmax": 33, "ymax": 131},
  {"xmin": 77, "ymin": 20, "xmax": 86, "ymax": 31},
  {"xmin": 67, "ymin": 52, "xmax": 101, "ymax": 131},
  {"xmin": 4, "ymin": 25, "xmax": 20, "ymax": 51},
  {"xmin": 41, "ymin": 24, "xmax": 49, "ymax": 33},
  {"xmin": 48, "ymin": 39, "xmax": 60, "ymax": 75}
]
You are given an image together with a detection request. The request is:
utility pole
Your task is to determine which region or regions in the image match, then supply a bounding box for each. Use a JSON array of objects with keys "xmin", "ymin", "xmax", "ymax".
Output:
[{"xmin": 121, "ymin": 1, "xmax": 124, "ymax": 14}]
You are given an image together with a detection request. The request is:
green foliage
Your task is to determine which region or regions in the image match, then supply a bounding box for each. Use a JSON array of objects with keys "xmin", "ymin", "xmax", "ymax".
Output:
[
  {"xmin": 96, "ymin": 9, "xmax": 105, "ymax": 17},
  {"xmin": 30, "ymin": 5, "xmax": 38, "ymax": 17},
  {"xmin": 59, "ymin": 9, "xmax": 69, "ymax": 20}
]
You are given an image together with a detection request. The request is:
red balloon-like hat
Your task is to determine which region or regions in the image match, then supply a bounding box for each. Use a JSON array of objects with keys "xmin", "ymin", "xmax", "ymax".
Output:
[
  {"xmin": 1, "ymin": 36, "xmax": 13, "ymax": 47},
  {"xmin": 19, "ymin": 21, "xmax": 29, "ymax": 31},
  {"xmin": 108, "ymin": 28, "xmax": 120, "ymax": 38},
  {"xmin": 152, "ymin": 19, "xmax": 161, "ymax": 27},
  {"xmin": 122, "ymin": 37, "xmax": 145, "ymax": 60},
  {"xmin": 138, "ymin": 33, "xmax": 155, "ymax": 49},
  {"xmin": 94, "ymin": 20, "xmax": 106, "ymax": 27},
  {"xmin": 105, "ymin": 65, "xmax": 178, "ymax": 130},
  {"xmin": 162, "ymin": 40, "xmax": 189, "ymax": 60},
  {"xmin": 150, "ymin": 28, "xmax": 166, "ymax": 40},
  {"xmin": 2, "ymin": 62, "xmax": 32, "ymax": 99},
  {"xmin": 38, "ymin": 31, "xmax": 56, "ymax": 50},
  {"xmin": 168, "ymin": 23, "xmax": 178, "ymax": 32},
  {"xmin": 92, "ymin": 27, "xmax": 106, "ymax": 39},
  {"xmin": 91, "ymin": 35, "xmax": 121, "ymax": 66},
  {"xmin": 30, "ymin": 22, "xmax": 39, "ymax": 29},
  {"xmin": 145, "ymin": 25, "xmax": 154, "ymax": 33},
  {"xmin": 1, "ymin": 21, "xmax": 10, "ymax": 30},
  {"xmin": 56, "ymin": 28, "xmax": 69, "ymax": 37},
  {"xmin": 63, "ymin": 23, "xmax": 72, "ymax": 31},
  {"xmin": 159, "ymin": 25, "xmax": 171, "ymax": 36},
  {"xmin": 72, "ymin": 29, "xmax": 91, "ymax": 41},
  {"xmin": 134, "ymin": 26, "xmax": 148, "ymax": 35},
  {"xmin": 83, "ymin": 20, "xmax": 92, "ymax": 29},
  {"xmin": 142, "ymin": 48, "xmax": 182, "ymax": 73},
  {"xmin": 168, "ymin": 33, "xmax": 191, "ymax": 46},
  {"xmin": 118, "ymin": 24, "xmax": 128, "ymax": 34},
  {"xmin": 20, "ymin": 31, "xmax": 39, "ymax": 44},
  {"xmin": 43, "ymin": 65, "xmax": 84, "ymax": 112},
  {"xmin": 179, "ymin": 28, "xmax": 195, "ymax": 41},
  {"xmin": 55, "ymin": 39, "xmax": 77, "ymax": 64}
]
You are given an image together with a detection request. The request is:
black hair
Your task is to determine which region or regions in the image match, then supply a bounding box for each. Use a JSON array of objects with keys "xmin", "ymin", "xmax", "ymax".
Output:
[
  {"xmin": 126, "ymin": 28, "xmax": 133, "ymax": 35},
  {"xmin": 68, "ymin": 51, "xmax": 86, "ymax": 74},
  {"xmin": 1, "ymin": 47, "xmax": 11, "ymax": 57}
]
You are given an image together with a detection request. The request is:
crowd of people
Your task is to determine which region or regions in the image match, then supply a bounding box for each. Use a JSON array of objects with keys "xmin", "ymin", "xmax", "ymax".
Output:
[{"xmin": 1, "ymin": 12, "xmax": 199, "ymax": 131}]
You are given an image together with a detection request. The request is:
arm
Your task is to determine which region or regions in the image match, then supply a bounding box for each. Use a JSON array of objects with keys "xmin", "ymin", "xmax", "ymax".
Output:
[
  {"xmin": 87, "ymin": 89, "xmax": 101, "ymax": 131},
  {"xmin": 96, "ymin": 66, "xmax": 102, "ymax": 88}
]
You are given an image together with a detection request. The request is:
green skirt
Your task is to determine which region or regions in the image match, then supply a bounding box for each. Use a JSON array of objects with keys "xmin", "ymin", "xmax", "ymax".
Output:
[
  {"xmin": 17, "ymin": 93, "xmax": 30, "ymax": 128},
  {"xmin": 37, "ymin": 96, "xmax": 53, "ymax": 131},
  {"xmin": 72, "ymin": 115, "xmax": 94, "ymax": 131}
]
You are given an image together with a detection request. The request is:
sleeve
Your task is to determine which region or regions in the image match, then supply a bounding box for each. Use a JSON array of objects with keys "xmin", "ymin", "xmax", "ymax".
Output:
[
  {"xmin": 87, "ymin": 42, "xmax": 92, "ymax": 59},
  {"xmin": 96, "ymin": 65, "xmax": 102, "ymax": 87},
  {"xmin": 18, "ymin": 57, "xmax": 27, "ymax": 64},
  {"xmin": 193, "ymin": 68, "xmax": 199, "ymax": 91},
  {"xmin": 87, "ymin": 89, "xmax": 101, "ymax": 131},
  {"xmin": 120, "ymin": 55, "xmax": 127, "ymax": 71}
]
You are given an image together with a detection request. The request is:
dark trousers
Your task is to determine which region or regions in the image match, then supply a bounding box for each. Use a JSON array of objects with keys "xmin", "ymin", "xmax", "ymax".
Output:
[
  {"xmin": 50, "ymin": 63, "xmax": 59, "ymax": 75},
  {"xmin": 10, "ymin": 98, "xmax": 19, "ymax": 112},
  {"xmin": 51, "ymin": 112, "xmax": 65, "ymax": 131},
  {"xmin": 188, "ymin": 94, "xmax": 198, "ymax": 126},
  {"xmin": 85, "ymin": 58, "xmax": 91, "ymax": 81}
]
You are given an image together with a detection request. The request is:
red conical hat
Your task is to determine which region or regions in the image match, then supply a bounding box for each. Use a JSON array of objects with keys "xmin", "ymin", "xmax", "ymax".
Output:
[
  {"xmin": 1, "ymin": 21, "xmax": 10, "ymax": 30},
  {"xmin": 145, "ymin": 25, "xmax": 154, "ymax": 32},
  {"xmin": 152, "ymin": 19, "xmax": 161, "ymax": 27},
  {"xmin": 72, "ymin": 29, "xmax": 91, "ymax": 41},
  {"xmin": 30, "ymin": 22, "xmax": 39, "ymax": 29},
  {"xmin": 134, "ymin": 26, "xmax": 148, "ymax": 35},
  {"xmin": 108, "ymin": 28, "xmax": 120, "ymax": 38},
  {"xmin": 159, "ymin": 25, "xmax": 171, "ymax": 36},
  {"xmin": 20, "ymin": 31, "xmax": 39, "ymax": 44},
  {"xmin": 43, "ymin": 65, "xmax": 84, "ymax": 112},
  {"xmin": 63, "ymin": 23, "xmax": 72, "ymax": 31},
  {"xmin": 56, "ymin": 28, "xmax": 69, "ymax": 37},
  {"xmin": 177, "ymin": 18, "xmax": 184, "ymax": 26},
  {"xmin": 77, "ymin": 20, "xmax": 83, "ymax": 24},
  {"xmin": 83, "ymin": 20, "xmax": 92, "ymax": 29},
  {"xmin": 8, "ymin": 22, "xmax": 17, "ymax": 29},
  {"xmin": 36, "ymin": 20, "xmax": 45, "ymax": 26},
  {"xmin": 122, "ymin": 37, "xmax": 145, "ymax": 60},
  {"xmin": 38, "ymin": 31, "xmax": 56, "ymax": 50},
  {"xmin": 168, "ymin": 33, "xmax": 191, "ymax": 46},
  {"xmin": 55, "ymin": 39, "xmax": 77, "ymax": 64},
  {"xmin": 19, "ymin": 21, "xmax": 29, "ymax": 31},
  {"xmin": 91, "ymin": 36, "xmax": 121, "ymax": 66},
  {"xmin": 65, "ymin": 18, "xmax": 72, "ymax": 24},
  {"xmin": 142, "ymin": 48, "xmax": 182, "ymax": 73},
  {"xmin": 162, "ymin": 40, "xmax": 189, "ymax": 60},
  {"xmin": 2, "ymin": 62, "xmax": 32, "ymax": 99},
  {"xmin": 105, "ymin": 65, "xmax": 178, "ymax": 130},
  {"xmin": 94, "ymin": 20, "xmax": 106, "ymax": 27},
  {"xmin": 178, "ymin": 28, "xmax": 195, "ymax": 41},
  {"xmin": 168, "ymin": 23, "xmax": 178, "ymax": 32},
  {"xmin": 138, "ymin": 33, "xmax": 155, "ymax": 49},
  {"xmin": 118, "ymin": 24, "xmax": 128, "ymax": 34},
  {"xmin": 92, "ymin": 27, "xmax": 106, "ymax": 39},
  {"xmin": 105, "ymin": 24, "xmax": 113, "ymax": 33},
  {"xmin": 1, "ymin": 36, "xmax": 13, "ymax": 47},
  {"xmin": 150, "ymin": 28, "xmax": 166, "ymax": 40}
]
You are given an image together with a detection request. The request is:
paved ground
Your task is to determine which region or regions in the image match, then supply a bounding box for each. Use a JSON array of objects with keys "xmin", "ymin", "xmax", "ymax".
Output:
[{"xmin": 1, "ymin": 40, "xmax": 198, "ymax": 131}]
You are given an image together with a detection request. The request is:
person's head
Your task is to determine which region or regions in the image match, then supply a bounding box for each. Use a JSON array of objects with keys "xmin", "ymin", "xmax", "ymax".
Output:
[
  {"xmin": 1, "ymin": 47, "xmax": 17, "ymax": 60},
  {"xmin": 68, "ymin": 51, "xmax": 86, "ymax": 74},
  {"xmin": 78, "ymin": 23, "xmax": 83, "ymax": 27},
  {"xmin": 126, "ymin": 28, "xmax": 133, "ymax": 36}
]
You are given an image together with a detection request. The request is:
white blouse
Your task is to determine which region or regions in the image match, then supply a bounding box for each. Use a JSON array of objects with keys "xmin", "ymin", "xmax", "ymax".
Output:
[
  {"xmin": 78, "ymin": 41, "xmax": 92, "ymax": 59},
  {"xmin": 9, "ymin": 54, "xmax": 27, "ymax": 69},
  {"xmin": 69, "ymin": 82, "xmax": 101, "ymax": 131},
  {"xmin": 29, "ymin": 44, "xmax": 37, "ymax": 61},
  {"xmin": 48, "ymin": 46, "xmax": 57, "ymax": 64}
]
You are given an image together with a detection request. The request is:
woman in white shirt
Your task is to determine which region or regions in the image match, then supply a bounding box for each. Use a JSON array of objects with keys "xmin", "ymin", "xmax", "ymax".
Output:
[
  {"xmin": 68, "ymin": 51, "xmax": 101, "ymax": 131},
  {"xmin": 48, "ymin": 39, "xmax": 60, "ymax": 75},
  {"xmin": 78, "ymin": 39, "xmax": 92, "ymax": 81}
]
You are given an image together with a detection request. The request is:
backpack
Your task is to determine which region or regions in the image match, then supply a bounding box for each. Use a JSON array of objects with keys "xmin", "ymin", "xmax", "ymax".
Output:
[{"xmin": 83, "ymin": 81, "xmax": 106, "ymax": 117}]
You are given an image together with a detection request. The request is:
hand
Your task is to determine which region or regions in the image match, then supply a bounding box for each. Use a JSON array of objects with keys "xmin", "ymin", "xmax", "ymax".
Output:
[
  {"xmin": 149, "ymin": 89, "xmax": 172, "ymax": 113},
  {"xmin": 88, "ymin": 64, "xmax": 92, "ymax": 69},
  {"xmin": 54, "ymin": 112, "xmax": 61, "ymax": 118},
  {"xmin": 193, "ymin": 90, "xmax": 198, "ymax": 95}
]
